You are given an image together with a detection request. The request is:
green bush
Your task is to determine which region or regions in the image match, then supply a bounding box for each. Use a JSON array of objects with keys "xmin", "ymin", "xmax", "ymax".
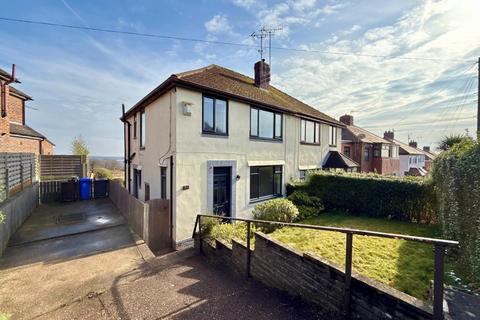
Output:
[
  {"xmin": 252, "ymin": 198, "xmax": 299, "ymax": 232},
  {"xmin": 432, "ymin": 139, "xmax": 480, "ymax": 288},
  {"xmin": 200, "ymin": 217, "xmax": 255, "ymax": 245},
  {"xmin": 287, "ymin": 191, "xmax": 324, "ymax": 220},
  {"xmin": 287, "ymin": 171, "xmax": 436, "ymax": 223},
  {"xmin": 92, "ymin": 167, "xmax": 113, "ymax": 179}
]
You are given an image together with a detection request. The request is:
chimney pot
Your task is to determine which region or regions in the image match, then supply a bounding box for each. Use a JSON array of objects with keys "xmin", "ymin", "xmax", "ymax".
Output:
[
  {"xmin": 339, "ymin": 114, "xmax": 354, "ymax": 126},
  {"xmin": 384, "ymin": 130, "xmax": 394, "ymax": 140},
  {"xmin": 409, "ymin": 141, "xmax": 418, "ymax": 148},
  {"xmin": 254, "ymin": 60, "xmax": 270, "ymax": 88},
  {"xmin": 423, "ymin": 146, "xmax": 430, "ymax": 152}
]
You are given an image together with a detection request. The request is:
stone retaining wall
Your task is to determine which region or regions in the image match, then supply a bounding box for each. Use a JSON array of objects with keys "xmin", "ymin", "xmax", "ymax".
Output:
[{"xmin": 197, "ymin": 232, "xmax": 433, "ymax": 320}]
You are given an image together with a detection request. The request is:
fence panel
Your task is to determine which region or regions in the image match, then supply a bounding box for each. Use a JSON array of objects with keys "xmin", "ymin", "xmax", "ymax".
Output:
[
  {"xmin": 40, "ymin": 155, "xmax": 86, "ymax": 180},
  {"xmin": 0, "ymin": 153, "xmax": 37, "ymax": 203}
]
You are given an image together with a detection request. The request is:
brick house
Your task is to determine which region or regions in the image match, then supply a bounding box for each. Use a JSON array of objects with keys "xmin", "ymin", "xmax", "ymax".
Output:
[
  {"xmin": 0, "ymin": 65, "xmax": 54, "ymax": 155},
  {"xmin": 339, "ymin": 115, "xmax": 400, "ymax": 175}
]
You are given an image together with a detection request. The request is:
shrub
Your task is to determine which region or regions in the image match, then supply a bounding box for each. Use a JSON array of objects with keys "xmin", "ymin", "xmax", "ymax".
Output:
[
  {"xmin": 287, "ymin": 171, "xmax": 437, "ymax": 223},
  {"xmin": 92, "ymin": 167, "xmax": 113, "ymax": 179},
  {"xmin": 432, "ymin": 139, "xmax": 480, "ymax": 288},
  {"xmin": 252, "ymin": 198, "xmax": 299, "ymax": 232},
  {"xmin": 200, "ymin": 217, "xmax": 255, "ymax": 245},
  {"xmin": 287, "ymin": 191, "xmax": 324, "ymax": 220}
]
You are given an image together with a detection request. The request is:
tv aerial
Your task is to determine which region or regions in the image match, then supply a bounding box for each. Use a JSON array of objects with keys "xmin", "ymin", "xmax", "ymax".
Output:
[{"xmin": 250, "ymin": 26, "xmax": 283, "ymax": 68}]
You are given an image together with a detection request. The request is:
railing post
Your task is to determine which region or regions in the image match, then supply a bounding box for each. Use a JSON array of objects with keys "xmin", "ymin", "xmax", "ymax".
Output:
[
  {"xmin": 198, "ymin": 215, "xmax": 203, "ymax": 254},
  {"xmin": 433, "ymin": 244, "xmax": 445, "ymax": 320},
  {"xmin": 246, "ymin": 220, "xmax": 251, "ymax": 277},
  {"xmin": 344, "ymin": 232, "xmax": 353, "ymax": 319}
]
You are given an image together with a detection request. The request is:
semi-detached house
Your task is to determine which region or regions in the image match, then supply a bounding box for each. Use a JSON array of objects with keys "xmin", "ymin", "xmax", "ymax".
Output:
[{"xmin": 121, "ymin": 60, "xmax": 345, "ymax": 248}]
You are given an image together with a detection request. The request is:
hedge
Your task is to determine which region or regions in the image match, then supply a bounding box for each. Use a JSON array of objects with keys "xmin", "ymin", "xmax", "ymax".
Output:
[
  {"xmin": 432, "ymin": 139, "xmax": 480, "ymax": 288},
  {"xmin": 287, "ymin": 171, "xmax": 437, "ymax": 223}
]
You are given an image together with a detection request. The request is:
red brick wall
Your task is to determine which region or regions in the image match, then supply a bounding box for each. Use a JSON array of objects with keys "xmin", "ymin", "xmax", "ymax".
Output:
[
  {"xmin": 41, "ymin": 140, "xmax": 54, "ymax": 155},
  {"xmin": 8, "ymin": 94, "xmax": 24, "ymax": 124},
  {"xmin": 0, "ymin": 135, "xmax": 40, "ymax": 154},
  {"xmin": 372, "ymin": 157, "xmax": 400, "ymax": 175}
]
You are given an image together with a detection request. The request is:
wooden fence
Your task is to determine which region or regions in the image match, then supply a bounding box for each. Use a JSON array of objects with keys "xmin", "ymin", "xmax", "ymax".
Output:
[
  {"xmin": 109, "ymin": 181, "xmax": 171, "ymax": 253},
  {"xmin": 0, "ymin": 153, "xmax": 38, "ymax": 203},
  {"xmin": 40, "ymin": 155, "xmax": 87, "ymax": 180}
]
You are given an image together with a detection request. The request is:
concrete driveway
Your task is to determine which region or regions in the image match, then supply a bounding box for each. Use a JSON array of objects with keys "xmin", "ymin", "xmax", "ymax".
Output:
[{"xmin": 0, "ymin": 199, "xmax": 326, "ymax": 319}]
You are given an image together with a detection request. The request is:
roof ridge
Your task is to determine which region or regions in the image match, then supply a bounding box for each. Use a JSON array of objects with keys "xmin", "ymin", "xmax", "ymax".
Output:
[
  {"xmin": 349, "ymin": 124, "xmax": 390, "ymax": 142},
  {"xmin": 175, "ymin": 64, "xmax": 218, "ymax": 78}
]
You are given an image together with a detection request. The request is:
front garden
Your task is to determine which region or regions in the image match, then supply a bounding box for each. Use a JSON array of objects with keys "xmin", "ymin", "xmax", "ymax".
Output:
[{"xmin": 203, "ymin": 210, "xmax": 441, "ymax": 300}]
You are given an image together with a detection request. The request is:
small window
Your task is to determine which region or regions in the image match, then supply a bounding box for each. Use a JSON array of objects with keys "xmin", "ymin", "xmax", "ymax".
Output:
[
  {"xmin": 203, "ymin": 96, "xmax": 228, "ymax": 135},
  {"xmin": 299, "ymin": 170, "xmax": 306, "ymax": 180},
  {"xmin": 388, "ymin": 146, "xmax": 392, "ymax": 157},
  {"xmin": 250, "ymin": 107, "xmax": 282, "ymax": 140},
  {"xmin": 344, "ymin": 146, "xmax": 351, "ymax": 158},
  {"xmin": 133, "ymin": 114, "xmax": 137, "ymax": 139},
  {"xmin": 329, "ymin": 126, "xmax": 338, "ymax": 146},
  {"xmin": 140, "ymin": 110, "xmax": 146, "ymax": 148},
  {"xmin": 373, "ymin": 148, "xmax": 381, "ymax": 158},
  {"xmin": 250, "ymin": 165, "xmax": 282, "ymax": 201},
  {"xmin": 160, "ymin": 167, "xmax": 167, "ymax": 199},
  {"xmin": 300, "ymin": 119, "xmax": 320, "ymax": 144}
]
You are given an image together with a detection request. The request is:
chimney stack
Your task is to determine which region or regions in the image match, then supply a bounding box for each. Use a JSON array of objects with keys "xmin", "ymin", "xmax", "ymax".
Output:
[
  {"xmin": 409, "ymin": 141, "xmax": 418, "ymax": 148},
  {"xmin": 384, "ymin": 130, "xmax": 394, "ymax": 140},
  {"xmin": 254, "ymin": 59, "xmax": 270, "ymax": 89},
  {"xmin": 339, "ymin": 114, "xmax": 354, "ymax": 126},
  {"xmin": 423, "ymin": 146, "xmax": 430, "ymax": 152}
]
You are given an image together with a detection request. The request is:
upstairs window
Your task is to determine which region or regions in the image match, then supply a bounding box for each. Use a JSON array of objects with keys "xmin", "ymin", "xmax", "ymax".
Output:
[
  {"xmin": 329, "ymin": 126, "xmax": 338, "ymax": 146},
  {"xmin": 364, "ymin": 148, "xmax": 370, "ymax": 161},
  {"xmin": 300, "ymin": 119, "xmax": 320, "ymax": 144},
  {"xmin": 250, "ymin": 107, "xmax": 282, "ymax": 140},
  {"xmin": 140, "ymin": 110, "xmax": 146, "ymax": 148},
  {"xmin": 344, "ymin": 146, "xmax": 351, "ymax": 158},
  {"xmin": 203, "ymin": 96, "xmax": 228, "ymax": 135}
]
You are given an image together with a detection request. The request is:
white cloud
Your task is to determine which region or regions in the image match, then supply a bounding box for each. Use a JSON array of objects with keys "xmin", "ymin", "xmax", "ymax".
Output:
[
  {"xmin": 231, "ymin": 0, "xmax": 256, "ymax": 9},
  {"xmin": 205, "ymin": 14, "xmax": 232, "ymax": 34},
  {"xmin": 272, "ymin": 0, "xmax": 480, "ymax": 146}
]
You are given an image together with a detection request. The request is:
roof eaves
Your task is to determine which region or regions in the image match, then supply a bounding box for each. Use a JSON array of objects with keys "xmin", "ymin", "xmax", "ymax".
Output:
[{"xmin": 174, "ymin": 78, "xmax": 345, "ymax": 126}]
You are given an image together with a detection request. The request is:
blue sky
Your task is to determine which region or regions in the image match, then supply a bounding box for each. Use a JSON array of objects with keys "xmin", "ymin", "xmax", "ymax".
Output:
[{"xmin": 0, "ymin": 0, "xmax": 478, "ymax": 156}]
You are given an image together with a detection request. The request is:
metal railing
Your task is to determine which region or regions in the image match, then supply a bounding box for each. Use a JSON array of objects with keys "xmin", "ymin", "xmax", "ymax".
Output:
[{"xmin": 192, "ymin": 214, "xmax": 458, "ymax": 320}]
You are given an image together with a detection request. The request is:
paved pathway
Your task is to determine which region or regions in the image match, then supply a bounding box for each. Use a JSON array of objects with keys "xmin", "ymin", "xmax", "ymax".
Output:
[{"xmin": 0, "ymin": 199, "xmax": 327, "ymax": 319}]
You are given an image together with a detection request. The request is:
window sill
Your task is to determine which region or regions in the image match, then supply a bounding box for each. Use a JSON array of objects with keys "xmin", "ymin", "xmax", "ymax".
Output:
[
  {"xmin": 202, "ymin": 131, "xmax": 229, "ymax": 138},
  {"xmin": 300, "ymin": 142, "xmax": 320, "ymax": 146},
  {"xmin": 139, "ymin": 147, "xmax": 145, "ymax": 150},
  {"xmin": 249, "ymin": 194, "xmax": 282, "ymax": 204},
  {"xmin": 329, "ymin": 144, "xmax": 337, "ymax": 147},
  {"xmin": 250, "ymin": 137, "xmax": 283, "ymax": 143}
]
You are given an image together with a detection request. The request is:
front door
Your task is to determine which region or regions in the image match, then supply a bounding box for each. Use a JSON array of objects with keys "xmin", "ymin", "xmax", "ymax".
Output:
[
  {"xmin": 213, "ymin": 167, "xmax": 231, "ymax": 217},
  {"xmin": 133, "ymin": 169, "xmax": 139, "ymax": 199}
]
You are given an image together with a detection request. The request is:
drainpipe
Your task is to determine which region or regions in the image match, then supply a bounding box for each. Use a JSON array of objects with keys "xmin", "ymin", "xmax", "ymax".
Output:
[{"xmin": 121, "ymin": 104, "xmax": 132, "ymax": 192}]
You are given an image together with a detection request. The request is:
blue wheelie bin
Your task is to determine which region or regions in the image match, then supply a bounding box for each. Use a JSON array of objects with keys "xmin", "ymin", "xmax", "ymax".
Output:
[{"xmin": 79, "ymin": 178, "xmax": 92, "ymax": 200}]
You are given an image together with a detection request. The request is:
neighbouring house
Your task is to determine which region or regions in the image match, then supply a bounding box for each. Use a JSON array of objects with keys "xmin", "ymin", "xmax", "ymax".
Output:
[
  {"xmin": 0, "ymin": 65, "xmax": 54, "ymax": 155},
  {"xmin": 121, "ymin": 60, "xmax": 345, "ymax": 247},
  {"xmin": 383, "ymin": 131, "xmax": 426, "ymax": 177},
  {"xmin": 339, "ymin": 115, "xmax": 400, "ymax": 175},
  {"xmin": 421, "ymin": 146, "xmax": 437, "ymax": 171}
]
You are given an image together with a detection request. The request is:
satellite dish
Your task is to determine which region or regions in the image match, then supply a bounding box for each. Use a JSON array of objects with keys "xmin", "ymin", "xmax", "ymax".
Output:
[{"xmin": 358, "ymin": 134, "xmax": 366, "ymax": 139}]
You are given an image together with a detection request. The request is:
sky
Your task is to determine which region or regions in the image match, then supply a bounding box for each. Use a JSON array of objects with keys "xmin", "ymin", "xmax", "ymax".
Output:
[{"xmin": 0, "ymin": 0, "xmax": 478, "ymax": 156}]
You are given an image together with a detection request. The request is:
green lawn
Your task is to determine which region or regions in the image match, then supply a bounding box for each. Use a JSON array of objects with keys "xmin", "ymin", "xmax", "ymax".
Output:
[{"xmin": 270, "ymin": 211, "xmax": 441, "ymax": 299}]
